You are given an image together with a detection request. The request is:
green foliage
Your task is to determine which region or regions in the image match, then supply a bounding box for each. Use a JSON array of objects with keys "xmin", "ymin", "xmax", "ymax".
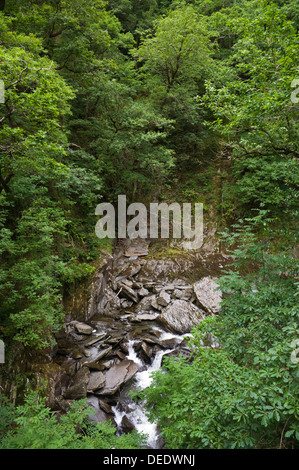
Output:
[
  {"xmin": 137, "ymin": 6, "xmax": 213, "ymax": 89},
  {"xmin": 136, "ymin": 5, "xmax": 220, "ymax": 171},
  {"xmin": 202, "ymin": 1, "xmax": 299, "ymax": 219},
  {"xmin": 107, "ymin": 0, "xmax": 160, "ymax": 36},
  {"xmin": 0, "ymin": 14, "xmax": 73, "ymax": 348},
  {"xmin": 0, "ymin": 390, "xmax": 145, "ymax": 449}
]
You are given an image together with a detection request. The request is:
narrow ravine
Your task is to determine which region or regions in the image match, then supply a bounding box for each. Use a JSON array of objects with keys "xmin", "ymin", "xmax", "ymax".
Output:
[{"xmin": 52, "ymin": 237, "xmax": 227, "ymax": 448}]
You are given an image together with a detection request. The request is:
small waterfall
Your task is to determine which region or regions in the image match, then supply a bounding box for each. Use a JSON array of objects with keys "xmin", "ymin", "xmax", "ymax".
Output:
[{"xmin": 112, "ymin": 333, "xmax": 188, "ymax": 448}]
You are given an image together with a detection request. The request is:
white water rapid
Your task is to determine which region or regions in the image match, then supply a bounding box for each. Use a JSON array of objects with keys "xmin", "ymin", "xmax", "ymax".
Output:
[{"xmin": 112, "ymin": 331, "xmax": 190, "ymax": 449}]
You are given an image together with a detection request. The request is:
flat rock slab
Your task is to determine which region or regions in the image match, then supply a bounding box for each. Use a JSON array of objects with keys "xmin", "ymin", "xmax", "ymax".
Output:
[
  {"xmin": 83, "ymin": 334, "xmax": 107, "ymax": 347},
  {"xmin": 74, "ymin": 322, "xmax": 93, "ymax": 335},
  {"xmin": 87, "ymin": 371, "xmax": 106, "ymax": 392},
  {"xmin": 83, "ymin": 346, "xmax": 113, "ymax": 367},
  {"xmin": 135, "ymin": 313, "xmax": 160, "ymax": 321},
  {"xmin": 124, "ymin": 247, "xmax": 149, "ymax": 257},
  {"xmin": 158, "ymin": 299, "xmax": 205, "ymax": 334},
  {"xmin": 193, "ymin": 277, "xmax": 222, "ymax": 314},
  {"xmin": 99, "ymin": 360, "xmax": 138, "ymax": 395},
  {"xmin": 118, "ymin": 282, "xmax": 139, "ymax": 303}
]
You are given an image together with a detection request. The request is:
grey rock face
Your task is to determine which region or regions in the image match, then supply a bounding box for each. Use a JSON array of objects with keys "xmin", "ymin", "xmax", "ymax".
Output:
[
  {"xmin": 193, "ymin": 277, "xmax": 222, "ymax": 314},
  {"xmin": 157, "ymin": 290, "xmax": 171, "ymax": 306},
  {"xmin": 74, "ymin": 322, "xmax": 93, "ymax": 335},
  {"xmin": 158, "ymin": 299, "xmax": 205, "ymax": 334},
  {"xmin": 87, "ymin": 371, "xmax": 106, "ymax": 392},
  {"xmin": 99, "ymin": 360, "xmax": 139, "ymax": 395}
]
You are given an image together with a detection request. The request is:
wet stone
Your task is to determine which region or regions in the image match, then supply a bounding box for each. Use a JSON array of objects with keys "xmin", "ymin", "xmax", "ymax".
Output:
[
  {"xmin": 99, "ymin": 400, "xmax": 113, "ymax": 414},
  {"xmin": 87, "ymin": 371, "xmax": 106, "ymax": 392},
  {"xmin": 141, "ymin": 342, "xmax": 152, "ymax": 359},
  {"xmin": 99, "ymin": 360, "xmax": 139, "ymax": 396},
  {"xmin": 121, "ymin": 415, "xmax": 135, "ymax": 434},
  {"xmin": 74, "ymin": 322, "xmax": 93, "ymax": 335},
  {"xmin": 87, "ymin": 395, "xmax": 115, "ymax": 425}
]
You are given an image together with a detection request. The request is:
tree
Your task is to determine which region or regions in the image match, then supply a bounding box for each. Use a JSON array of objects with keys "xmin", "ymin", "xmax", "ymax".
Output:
[
  {"xmin": 136, "ymin": 5, "xmax": 218, "ymax": 172},
  {"xmin": 202, "ymin": 1, "xmax": 299, "ymax": 220},
  {"xmin": 0, "ymin": 13, "xmax": 78, "ymax": 348}
]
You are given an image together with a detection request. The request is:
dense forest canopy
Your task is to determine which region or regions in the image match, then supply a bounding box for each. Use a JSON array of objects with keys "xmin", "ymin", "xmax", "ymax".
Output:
[{"xmin": 0, "ymin": 0, "xmax": 298, "ymax": 450}]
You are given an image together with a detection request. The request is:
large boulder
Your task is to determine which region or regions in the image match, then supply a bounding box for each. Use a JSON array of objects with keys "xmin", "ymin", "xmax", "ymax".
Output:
[
  {"xmin": 87, "ymin": 371, "xmax": 106, "ymax": 392},
  {"xmin": 63, "ymin": 367, "xmax": 90, "ymax": 400},
  {"xmin": 157, "ymin": 290, "xmax": 171, "ymax": 307},
  {"xmin": 74, "ymin": 322, "xmax": 93, "ymax": 335},
  {"xmin": 193, "ymin": 277, "xmax": 222, "ymax": 314},
  {"xmin": 98, "ymin": 360, "xmax": 138, "ymax": 395},
  {"xmin": 158, "ymin": 299, "xmax": 205, "ymax": 334},
  {"xmin": 97, "ymin": 286, "xmax": 122, "ymax": 318}
]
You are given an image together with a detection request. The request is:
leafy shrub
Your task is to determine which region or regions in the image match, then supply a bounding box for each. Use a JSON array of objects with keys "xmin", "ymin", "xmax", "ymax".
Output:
[{"xmin": 0, "ymin": 391, "xmax": 145, "ymax": 449}]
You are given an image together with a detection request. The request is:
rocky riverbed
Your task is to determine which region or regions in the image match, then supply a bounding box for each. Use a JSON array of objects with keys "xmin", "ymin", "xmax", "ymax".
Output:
[{"xmin": 50, "ymin": 238, "xmax": 228, "ymax": 448}]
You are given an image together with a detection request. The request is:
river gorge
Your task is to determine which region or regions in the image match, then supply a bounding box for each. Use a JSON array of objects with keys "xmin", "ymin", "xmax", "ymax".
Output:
[{"xmin": 3, "ymin": 236, "xmax": 228, "ymax": 449}]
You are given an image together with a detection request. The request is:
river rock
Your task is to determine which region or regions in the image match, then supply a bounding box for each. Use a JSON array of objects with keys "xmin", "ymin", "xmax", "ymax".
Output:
[
  {"xmin": 74, "ymin": 322, "xmax": 93, "ymax": 335},
  {"xmin": 135, "ymin": 313, "xmax": 159, "ymax": 321},
  {"xmin": 97, "ymin": 286, "xmax": 121, "ymax": 317},
  {"xmin": 71, "ymin": 348, "xmax": 84, "ymax": 359},
  {"xmin": 150, "ymin": 300, "xmax": 162, "ymax": 312},
  {"xmin": 114, "ymin": 262, "xmax": 142, "ymax": 279},
  {"xmin": 159, "ymin": 337, "xmax": 182, "ymax": 349},
  {"xmin": 136, "ymin": 294, "xmax": 157, "ymax": 314},
  {"xmin": 63, "ymin": 382, "xmax": 87, "ymax": 400},
  {"xmin": 87, "ymin": 371, "xmax": 106, "ymax": 392},
  {"xmin": 124, "ymin": 245, "xmax": 149, "ymax": 258},
  {"xmin": 63, "ymin": 366, "xmax": 90, "ymax": 399},
  {"xmin": 83, "ymin": 334, "xmax": 107, "ymax": 347},
  {"xmin": 157, "ymin": 290, "xmax": 171, "ymax": 306},
  {"xmin": 118, "ymin": 282, "xmax": 139, "ymax": 303},
  {"xmin": 173, "ymin": 288, "xmax": 193, "ymax": 300},
  {"xmin": 120, "ymin": 298, "xmax": 134, "ymax": 309},
  {"xmin": 99, "ymin": 360, "xmax": 138, "ymax": 395},
  {"xmin": 158, "ymin": 299, "xmax": 205, "ymax": 334},
  {"xmin": 138, "ymin": 287, "xmax": 149, "ymax": 297},
  {"xmin": 116, "ymin": 350, "xmax": 126, "ymax": 360},
  {"xmin": 121, "ymin": 415, "xmax": 135, "ymax": 433},
  {"xmin": 193, "ymin": 277, "xmax": 222, "ymax": 314},
  {"xmin": 99, "ymin": 400, "xmax": 113, "ymax": 414},
  {"xmin": 141, "ymin": 341, "xmax": 153, "ymax": 359},
  {"xmin": 83, "ymin": 346, "xmax": 113, "ymax": 367},
  {"xmin": 87, "ymin": 395, "xmax": 115, "ymax": 425}
]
